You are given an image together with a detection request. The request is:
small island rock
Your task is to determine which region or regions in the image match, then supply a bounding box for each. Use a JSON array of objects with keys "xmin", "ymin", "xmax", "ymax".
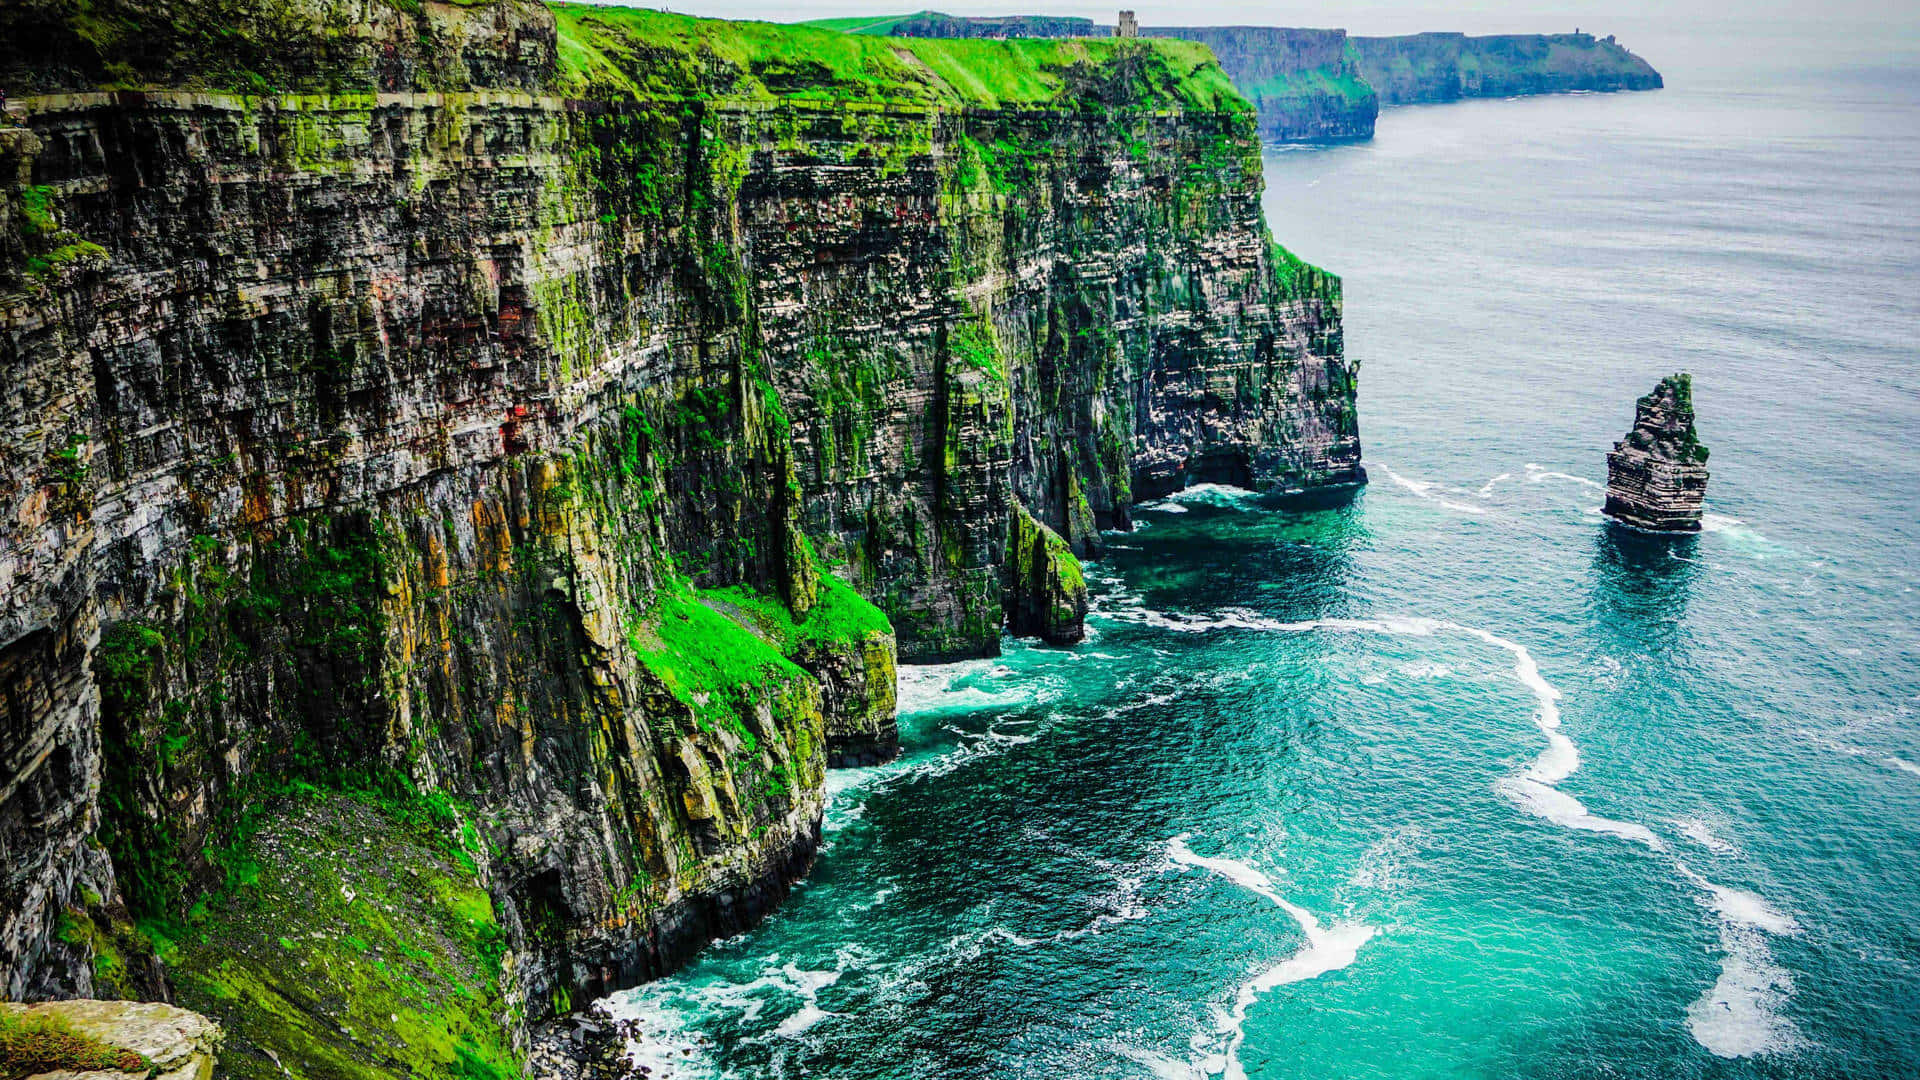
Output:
[{"xmin": 1604, "ymin": 373, "xmax": 1711, "ymax": 532}]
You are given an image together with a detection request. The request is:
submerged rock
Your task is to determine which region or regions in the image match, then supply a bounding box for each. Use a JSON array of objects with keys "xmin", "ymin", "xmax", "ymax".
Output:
[{"xmin": 1604, "ymin": 374, "xmax": 1711, "ymax": 532}]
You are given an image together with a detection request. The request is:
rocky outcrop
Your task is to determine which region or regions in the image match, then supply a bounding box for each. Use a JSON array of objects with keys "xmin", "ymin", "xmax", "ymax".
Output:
[
  {"xmin": 1004, "ymin": 505, "xmax": 1088, "ymax": 646},
  {"xmin": 1352, "ymin": 32, "xmax": 1663, "ymax": 105},
  {"xmin": 1, "ymin": 999, "xmax": 221, "ymax": 1080},
  {"xmin": 1143, "ymin": 28, "xmax": 1378, "ymax": 143},
  {"xmin": 1605, "ymin": 374, "xmax": 1710, "ymax": 532},
  {"xmin": 0, "ymin": 0, "xmax": 1359, "ymax": 1071}
]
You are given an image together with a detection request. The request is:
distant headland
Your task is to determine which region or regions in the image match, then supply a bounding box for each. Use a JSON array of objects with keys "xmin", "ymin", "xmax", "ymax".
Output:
[{"xmin": 806, "ymin": 12, "xmax": 1665, "ymax": 143}]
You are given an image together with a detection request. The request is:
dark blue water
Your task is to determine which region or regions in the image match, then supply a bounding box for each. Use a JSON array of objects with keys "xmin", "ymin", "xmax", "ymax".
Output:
[{"xmin": 604, "ymin": 18, "xmax": 1920, "ymax": 1078}]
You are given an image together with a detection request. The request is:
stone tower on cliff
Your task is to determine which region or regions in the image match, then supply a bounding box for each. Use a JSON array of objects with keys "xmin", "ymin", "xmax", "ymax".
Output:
[
  {"xmin": 1604, "ymin": 373, "xmax": 1711, "ymax": 531},
  {"xmin": 1116, "ymin": 11, "xmax": 1139, "ymax": 38}
]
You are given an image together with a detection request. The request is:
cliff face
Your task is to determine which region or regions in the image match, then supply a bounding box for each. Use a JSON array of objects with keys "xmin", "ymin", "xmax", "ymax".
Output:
[
  {"xmin": 1352, "ymin": 32, "xmax": 1664, "ymax": 105},
  {"xmin": 825, "ymin": 17, "xmax": 1661, "ymax": 140},
  {"xmin": 0, "ymin": 0, "xmax": 1359, "ymax": 1072},
  {"xmin": 1142, "ymin": 28, "xmax": 1378, "ymax": 143},
  {"xmin": 1605, "ymin": 374, "xmax": 1709, "ymax": 532}
]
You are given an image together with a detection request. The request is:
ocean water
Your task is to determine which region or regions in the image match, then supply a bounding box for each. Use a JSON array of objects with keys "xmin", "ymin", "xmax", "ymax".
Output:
[{"xmin": 603, "ymin": 19, "xmax": 1920, "ymax": 1079}]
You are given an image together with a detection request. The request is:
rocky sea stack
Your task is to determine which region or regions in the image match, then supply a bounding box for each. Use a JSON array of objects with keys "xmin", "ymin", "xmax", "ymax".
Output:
[{"xmin": 1604, "ymin": 374, "xmax": 1710, "ymax": 531}]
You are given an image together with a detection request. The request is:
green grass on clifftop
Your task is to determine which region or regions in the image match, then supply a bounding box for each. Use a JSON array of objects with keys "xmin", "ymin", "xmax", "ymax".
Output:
[
  {"xmin": 550, "ymin": 5, "xmax": 1245, "ymax": 112},
  {"xmin": 709, "ymin": 574, "xmax": 893, "ymax": 653}
]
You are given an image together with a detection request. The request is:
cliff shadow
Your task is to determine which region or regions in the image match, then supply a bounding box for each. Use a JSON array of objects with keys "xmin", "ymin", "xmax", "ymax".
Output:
[{"xmin": 1586, "ymin": 521, "xmax": 1702, "ymax": 655}]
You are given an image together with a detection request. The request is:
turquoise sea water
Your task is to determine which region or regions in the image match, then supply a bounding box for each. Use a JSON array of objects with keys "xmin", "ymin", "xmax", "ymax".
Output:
[{"xmin": 605, "ymin": 19, "xmax": 1920, "ymax": 1079}]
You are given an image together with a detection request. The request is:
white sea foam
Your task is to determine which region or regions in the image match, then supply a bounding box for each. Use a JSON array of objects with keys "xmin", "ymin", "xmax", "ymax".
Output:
[
  {"xmin": 1380, "ymin": 465, "xmax": 1490, "ymax": 515},
  {"xmin": 1168, "ymin": 482, "xmax": 1264, "ymax": 509},
  {"xmin": 1138, "ymin": 499, "xmax": 1191, "ymax": 513},
  {"xmin": 767, "ymin": 963, "xmax": 843, "ymax": 1038},
  {"xmin": 605, "ymin": 996, "xmax": 719, "ymax": 1080},
  {"xmin": 1669, "ymin": 861, "xmax": 1806, "ymax": 1057},
  {"xmin": 1169, "ymin": 836, "xmax": 1376, "ymax": 1080},
  {"xmin": 1112, "ymin": 1042, "xmax": 1207, "ymax": 1080},
  {"xmin": 1883, "ymin": 756, "xmax": 1920, "ymax": 778},
  {"xmin": 1524, "ymin": 463, "xmax": 1605, "ymax": 489},
  {"xmin": 896, "ymin": 660, "xmax": 1036, "ymax": 716},
  {"xmin": 1497, "ymin": 775, "xmax": 1666, "ymax": 850},
  {"xmin": 1675, "ymin": 817, "xmax": 1742, "ymax": 856},
  {"xmin": 1687, "ymin": 927, "xmax": 1804, "ymax": 1059},
  {"xmin": 1477, "ymin": 473, "xmax": 1513, "ymax": 497}
]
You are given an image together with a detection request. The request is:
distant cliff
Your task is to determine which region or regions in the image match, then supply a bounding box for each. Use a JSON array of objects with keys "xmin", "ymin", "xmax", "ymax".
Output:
[
  {"xmin": 816, "ymin": 15, "xmax": 1662, "ymax": 143},
  {"xmin": 809, "ymin": 10, "xmax": 1099, "ymax": 38},
  {"xmin": 1352, "ymin": 32, "xmax": 1663, "ymax": 105},
  {"xmin": 1142, "ymin": 28, "xmax": 1377, "ymax": 143}
]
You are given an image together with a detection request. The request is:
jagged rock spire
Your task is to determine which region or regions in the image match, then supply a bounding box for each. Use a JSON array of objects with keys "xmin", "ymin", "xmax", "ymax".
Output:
[{"xmin": 1603, "ymin": 373, "xmax": 1711, "ymax": 532}]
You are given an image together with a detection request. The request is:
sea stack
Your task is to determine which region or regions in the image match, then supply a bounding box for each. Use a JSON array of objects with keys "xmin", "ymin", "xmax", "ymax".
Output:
[{"xmin": 1604, "ymin": 373, "xmax": 1711, "ymax": 531}]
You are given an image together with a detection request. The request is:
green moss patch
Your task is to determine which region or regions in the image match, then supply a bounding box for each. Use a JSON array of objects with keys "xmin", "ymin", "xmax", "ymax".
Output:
[
  {"xmin": 630, "ymin": 581, "xmax": 810, "ymax": 739},
  {"xmin": 169, "ymin": 795, "xmax": 517, "ymax": 1080},
  {"xmin": 708, "ymin": 574, "xmax": 893, "ymax": 655}
]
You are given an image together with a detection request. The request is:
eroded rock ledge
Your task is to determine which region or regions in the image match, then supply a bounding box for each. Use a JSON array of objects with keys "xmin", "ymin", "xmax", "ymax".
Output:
[{"xmin": 0, "ymin": 2, "xmax": 1360, "ymax": 1074}]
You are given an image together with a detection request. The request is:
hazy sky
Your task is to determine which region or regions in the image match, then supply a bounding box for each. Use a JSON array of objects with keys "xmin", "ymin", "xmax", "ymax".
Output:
[{"xmin": 620, "ymin": 0, "xmax": 1920, "ymax": 37}]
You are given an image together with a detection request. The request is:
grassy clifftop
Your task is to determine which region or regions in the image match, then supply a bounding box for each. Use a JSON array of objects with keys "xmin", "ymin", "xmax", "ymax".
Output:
[
  {"xmin": 0, "ymin": 0, "xmax": 1246, "ymax": 114},
  {"xmin": 551, "ymin": 5, "xmax": 1245, "ymax": 111}
]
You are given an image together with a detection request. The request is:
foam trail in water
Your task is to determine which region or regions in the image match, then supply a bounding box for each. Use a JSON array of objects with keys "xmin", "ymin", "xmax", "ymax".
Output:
[
  {"xmin": 1675, "ymin": 818, "xmax": 1743, "ymax": 856},
  {"xmin": 1477, "ymin": 473, "xmax": 1513, "ymax": 497},
  {"xmin": 1380, "ymin": 465, "xmax": 1489, "ymax": 515},
  {"xmin": 1673, "ymin": 863, "xmax": 1805, "ymax": 1058},
  {"xmin": 1171, "ymin": 482, "xmax": 1264, "ymax": 508},
  {"xmin": 770, "ymin": 963, "xmax": 843, "ymax": 1038},
  {"xmin": 1883, "ymin": 757, "xmax": 1920, "ymax": 778},
  {"xmin": 1525, "ymin": 463, "xmax": 1605, "ymax": 489},
  {"xmin": 1107, "ymin": 600, "xmax": 1811, "ymax": 1056},
  {"xmin": 1169, "ymin": 836, "xmax": 1376, "ymax": 1080}
]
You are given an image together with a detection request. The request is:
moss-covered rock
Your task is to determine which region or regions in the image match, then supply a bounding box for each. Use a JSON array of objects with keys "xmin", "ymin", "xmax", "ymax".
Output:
[
  {"xmin": 1004, "ymin": 504, "xmax": 1088, "ymax": 646},
  {"xmin": 1, "ymin": 998, "xmax": 219, "ymax": 1080},
  {"xmin": 167, "ymin": 794, "xmax": 517, "ymax": 1080}
]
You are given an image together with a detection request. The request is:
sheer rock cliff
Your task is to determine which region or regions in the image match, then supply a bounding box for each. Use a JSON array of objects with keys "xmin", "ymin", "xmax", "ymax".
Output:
[
  {"xmin": 0, "ymin": 1, "xmax": 1360, "ymax": 1074},
  {"xmin": 1351, "ymin": 32, "xmax": 1663, "ymax": 106},
  {"xmin": 821, "ymin": 17, "xmax": 1662, "ymax": 144}
]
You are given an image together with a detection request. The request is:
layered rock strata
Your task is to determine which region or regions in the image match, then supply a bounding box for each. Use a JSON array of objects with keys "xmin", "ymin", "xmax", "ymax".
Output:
[
  {"xmin": 0, "ymin": 1, "xmax": 1360, "ymax": 1073},
  {"xmin": 1604, "ymin": 374, "xmax": 1710, "ymax": 532}
]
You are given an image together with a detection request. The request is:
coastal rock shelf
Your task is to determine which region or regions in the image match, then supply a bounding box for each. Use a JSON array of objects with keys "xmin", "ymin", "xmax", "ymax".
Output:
[
  {"xmin": 0, "ymin": 0, "xmax": 1360, "ymax": 1075},
  {"xmin": 1605, "ymin": 374, "xmax": 1711, "ymax": 531}
]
